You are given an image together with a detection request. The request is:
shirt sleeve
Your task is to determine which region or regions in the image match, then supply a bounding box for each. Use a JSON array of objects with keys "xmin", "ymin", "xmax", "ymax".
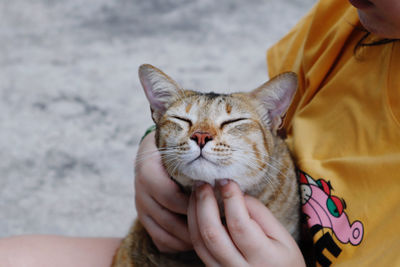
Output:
[{"xmin": 266, "ymin": 4, "xmax": 316, "ymax": 95}]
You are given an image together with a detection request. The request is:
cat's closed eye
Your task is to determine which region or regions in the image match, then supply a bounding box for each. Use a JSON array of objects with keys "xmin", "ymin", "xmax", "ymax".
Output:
[
  {"xmin": 220, "ymin": 118, "xmax": 248, "ymax": 129},
  {"xmin": 170, "ymin": 115, "xmax": 193, "ymax": 127}
]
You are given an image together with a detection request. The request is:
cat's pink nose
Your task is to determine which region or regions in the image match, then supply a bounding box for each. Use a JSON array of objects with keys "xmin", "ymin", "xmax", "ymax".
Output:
[{"xmin": 190, "ymin": 132, "xmax": 213, "ymax": 149}]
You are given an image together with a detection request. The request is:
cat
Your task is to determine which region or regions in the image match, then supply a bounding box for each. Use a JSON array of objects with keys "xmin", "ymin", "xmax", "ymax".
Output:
[{"xmin": 111, "ymin": 64, "xmax": 300, "ymax": 267}]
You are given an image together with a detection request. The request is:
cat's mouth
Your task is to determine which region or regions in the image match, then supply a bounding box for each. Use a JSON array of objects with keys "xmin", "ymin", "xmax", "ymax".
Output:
[{"xmin": 188, "ymin": 154, "xmax": 218, "ymax": 166}]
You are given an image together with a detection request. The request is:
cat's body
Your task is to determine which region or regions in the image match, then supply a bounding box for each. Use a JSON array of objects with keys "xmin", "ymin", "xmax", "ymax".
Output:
[{"xmin": 112, "ymin": 64, "xmax": 300, "ymax": 267}]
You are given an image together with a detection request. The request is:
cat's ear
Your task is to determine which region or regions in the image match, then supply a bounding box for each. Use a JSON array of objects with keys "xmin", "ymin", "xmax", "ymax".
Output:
[
  {"xmin": 139, "ymin": 64, "xmax": 182, "ymax": 123},
  {"xmin": 250, "ymin": 72, "xmax": 297, "ymax": 133}
]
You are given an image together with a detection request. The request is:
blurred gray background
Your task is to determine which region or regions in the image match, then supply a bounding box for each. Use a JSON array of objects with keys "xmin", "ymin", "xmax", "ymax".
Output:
[{"xmin": 0, "ymin": 0, "xmax": 315, "ymax": 238}]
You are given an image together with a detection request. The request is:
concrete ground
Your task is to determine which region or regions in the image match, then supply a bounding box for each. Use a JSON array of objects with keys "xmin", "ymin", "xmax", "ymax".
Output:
[{"xmin": 0, "ymin": 0, "xmax": 315, "ymax": 238}]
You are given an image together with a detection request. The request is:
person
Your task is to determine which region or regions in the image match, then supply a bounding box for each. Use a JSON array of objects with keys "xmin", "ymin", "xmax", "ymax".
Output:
[
  {"xmin": 135, "ymin": 0, "xmax": 400, "ymax": 266},
  {"xmin": 0, "ymin": 0, "xmax": 399, "ymax": 266}
]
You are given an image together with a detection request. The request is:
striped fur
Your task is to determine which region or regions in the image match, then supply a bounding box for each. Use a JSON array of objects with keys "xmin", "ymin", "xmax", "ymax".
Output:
[{"xmin": 112, "ymin": 65, "xmax": 300, "ymax": 267}]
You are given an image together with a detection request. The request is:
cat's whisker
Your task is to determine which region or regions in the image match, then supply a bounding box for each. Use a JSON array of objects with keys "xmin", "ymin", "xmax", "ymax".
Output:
[
  {"xmin": 135, "ymin": 151, "xmax": 184, "ymax": 167},
  {"xmin": 232, "ymin": 146, "xmax": 289, "ymax": 168},
  {"xmin": 232, "ymin": 152, "xmax": 265, "ymax": 168},
  {"xmin": 232, "ymin": 152, "xmax": 290, "ymax": 189},
  {"xmin": 165, "ymin": 156, "xmax": 184, "ymax": 177},
  {"xmin": 135, "ymin": 146, "xmax": 181, "ymax": 158},
  {"xmin": 135, "ymin": 147, "xmax": 179, "ymax": 160},
  {"xmin": 234, "ymin": 147, "xmax": 293, "ymax": 173},
  {"xmin": 135, "ymin": 153, "xmax": 161, "ymax": 163}
]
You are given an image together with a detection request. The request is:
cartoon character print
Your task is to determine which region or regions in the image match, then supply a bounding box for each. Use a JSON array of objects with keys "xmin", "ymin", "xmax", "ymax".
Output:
[{"xmin": 300, "ymin": 171, "xmax": 364, "ymax": 246}]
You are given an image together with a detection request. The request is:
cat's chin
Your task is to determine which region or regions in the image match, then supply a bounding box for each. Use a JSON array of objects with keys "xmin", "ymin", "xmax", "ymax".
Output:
[
  {"xmin": 171, "ymin": 155, "xmax": 264, "ymax": 192},
  {"xmin": 175, "ymin": 164, "xmax": 257, "ymax": 193},
  {"xmin": 182, "ymin": 158, "xmax": 221, "ymax": 185},
  {"xmin": 171, "ymin": 158, "xmax": 221, "ymax": 187}
]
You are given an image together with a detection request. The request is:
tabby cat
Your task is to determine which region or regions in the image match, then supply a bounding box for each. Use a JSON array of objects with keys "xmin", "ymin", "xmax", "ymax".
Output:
[{"xmin": 112, "ymin": 64, "xmax": 300, "ymax": 267}]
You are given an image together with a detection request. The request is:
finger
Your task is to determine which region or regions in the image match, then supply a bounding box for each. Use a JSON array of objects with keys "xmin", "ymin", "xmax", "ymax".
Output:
[
  {"xmin": 245, "ymin": 196, "xmax": 304, "ymax": 266},
  {"xmin": 195, "ymin": 183, "xmax": 247, "ymax": 266},
  {"xmin": 245, "ymin": 195, "xmax": 294, "ymax": 242},
  {"xmin": 139, "ymin": 214, "xmax": 192, "ymax": 253},
  {"xmin": 220, "ymin": 180, "xmax": 272, "ymax": 260},
  {"xmin": 135, "ymin": 188, "xmax": 192, "ymax": 245},
  {"xmin": 135, "ymin": 132, "xmax": 189, "ymax": 215},
  {"xmin": 135, "ymin": 170, "xmax": 189, "ymax": 215},
  {"xmin": 187, "ymin": 192, "xmax": 220, "ymax": 267}
]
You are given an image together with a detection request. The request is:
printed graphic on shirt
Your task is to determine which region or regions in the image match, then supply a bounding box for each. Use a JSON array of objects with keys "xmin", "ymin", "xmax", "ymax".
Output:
[{"xmin": 299, "ymin": 171, "xmax": 364, "ymax": 266}]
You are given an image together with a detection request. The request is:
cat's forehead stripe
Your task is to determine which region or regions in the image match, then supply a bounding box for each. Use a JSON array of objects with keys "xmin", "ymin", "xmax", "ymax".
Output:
[
  {"xmin": 226, "ymin": 103, "xmax": 232, "ymax": 114},
  {"xmin": 178, "ymin": 92, "xmax": 256, "ymax": 119},
  {"xmin": 185, "ymin": 102, "xmax": 192, "ymax": 113},
  {"xmin": 203, "ymin": 92, "xmax": 221, "ymax": 99}
]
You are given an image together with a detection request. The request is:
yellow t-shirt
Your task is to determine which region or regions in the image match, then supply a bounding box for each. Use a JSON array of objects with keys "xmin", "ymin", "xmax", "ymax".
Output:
[{"xmin": 267, "ymin": 0, "xmax": 400, "ymax": 266}]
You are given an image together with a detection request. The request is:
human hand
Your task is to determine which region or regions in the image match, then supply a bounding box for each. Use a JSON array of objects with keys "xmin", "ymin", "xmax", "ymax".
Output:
[
  {"xmin": 134, "ymin": 131, "xmax": 192, "ymax": 253},
  {"xmin": 187, "ymin": 180, "xmax": 305, "ymax": 267}
]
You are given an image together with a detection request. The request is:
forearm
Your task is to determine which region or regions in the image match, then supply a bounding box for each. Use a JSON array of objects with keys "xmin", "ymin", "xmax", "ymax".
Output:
[{"xmin": 0, "ymin": 235, "xmax": 122, "ymax": 267}]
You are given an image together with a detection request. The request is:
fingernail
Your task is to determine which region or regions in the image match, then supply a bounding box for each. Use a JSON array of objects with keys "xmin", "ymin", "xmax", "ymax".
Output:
[
  {"xmin": 192, "ymin": 180, "xmax": 205, "ymax": 190},
  {"xmin": 218, "ymin": 179, "xmax": 229, "ymax": 187}
]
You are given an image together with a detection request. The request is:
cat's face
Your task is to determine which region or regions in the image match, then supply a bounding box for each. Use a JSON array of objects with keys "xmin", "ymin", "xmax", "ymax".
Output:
[
  {"xmin": 157, "ymin": 92, "xmax": 269, "ymax": 189},
  {"xmin": 139, "ymin": 64, "xmax": 297, "ymax": 191}
]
